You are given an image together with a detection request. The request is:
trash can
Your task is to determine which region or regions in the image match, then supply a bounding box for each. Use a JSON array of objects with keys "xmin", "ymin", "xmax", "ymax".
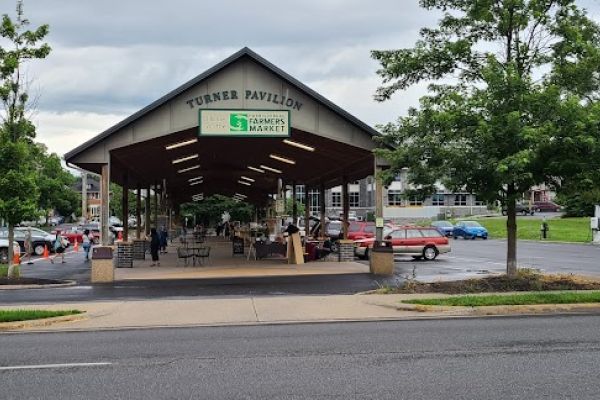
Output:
[
  {"xmin": 91, "ymin": 246, "xmax": 114, "ymax": 283},
  {"xmin": 369, "ymin": 242, "xmax": 394, "ymax": 276}
]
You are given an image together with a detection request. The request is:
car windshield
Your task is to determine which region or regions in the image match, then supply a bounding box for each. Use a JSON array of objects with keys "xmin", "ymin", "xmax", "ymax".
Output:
[
  {"xmin": 463, "ymin": 221, "xmax": 482, "ymax": 227},
  {"xmin": 433, "ymin": 221, "xmax": 452, "ymax": 227}
]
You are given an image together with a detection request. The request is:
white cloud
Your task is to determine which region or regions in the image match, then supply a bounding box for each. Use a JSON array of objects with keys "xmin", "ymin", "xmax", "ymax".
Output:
[{"xmin": 32, "ymin": 111, "xmax": 126, "ymax": 157}]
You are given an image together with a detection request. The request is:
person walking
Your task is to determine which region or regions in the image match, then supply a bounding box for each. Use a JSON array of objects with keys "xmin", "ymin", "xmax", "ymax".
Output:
[
  {"xmin": 82, "ymin": 229, "xmax": 94, "ymax": 262},
  {"xmin": 50, "ymin": 231, "xmax": 68, "ymax": 264},
  {"xmin": 149, "ymin": 228, "xmax": 160, "ymax": 266},
  {"xmin": 23, "ymin": 228, "xmax": 34, "ymax": 265}
]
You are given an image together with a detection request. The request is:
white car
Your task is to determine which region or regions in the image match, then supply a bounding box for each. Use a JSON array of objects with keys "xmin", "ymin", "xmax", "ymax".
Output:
[{"xmin": 0, "ymin": 239, "xmax": 21, "ymax": 264}]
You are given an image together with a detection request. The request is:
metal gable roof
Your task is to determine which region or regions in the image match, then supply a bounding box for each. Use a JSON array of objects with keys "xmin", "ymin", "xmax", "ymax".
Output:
[{"xmin": 64, "ymin": 47, "xmax": 380, "ymax": 162}]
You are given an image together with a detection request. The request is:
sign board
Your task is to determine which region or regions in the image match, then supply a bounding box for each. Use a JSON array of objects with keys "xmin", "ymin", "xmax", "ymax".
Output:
[
  {"xmin": 199, "ymin": 109, "xmax": 290, "ymax": 137},
  {"xmin": 375, "ymin": 217, "xmax": 384, "ymax": 228}
]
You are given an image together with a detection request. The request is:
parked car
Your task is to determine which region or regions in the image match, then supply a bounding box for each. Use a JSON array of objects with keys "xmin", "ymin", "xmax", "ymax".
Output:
[
  {"xmin": 0, "ymin": 229, "xmax": 53, "ymax": 255},
  {"xmin": 533, "ymin": 201, "xmax": 561, "ymax": 212},
  {"xmin": 347, "ymin": 222, "xmax": 375, "ymax": 241},
  {"xmin": 431, "ymin": 220, "xmax": 454, "ymax": 236},
  {"xmin": 354, "ymin": 226, "xmax": 450, "ymax": 261},
  {"xmin": 15, "ymin": 227, "xmax": 56, "ymax": 243},
  {"xmin": 453, "ymin": 221, "xmax": 488, "ymax": 240},
  {"xmin": 0, "ymin": 239, "xmax": 21, "ymax": 264},
  {"xmin": 502, "ymin": 203, "xmax": 534, "ymax": 216}
]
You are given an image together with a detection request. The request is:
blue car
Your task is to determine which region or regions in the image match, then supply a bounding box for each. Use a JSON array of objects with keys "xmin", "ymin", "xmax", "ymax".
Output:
[
  {"xmin": 453, "ymin": 221, "xmax": 488, "ymax": 240},
  {"xmin": 431, "ymin": 220, "xmax": 454, "ymax": 237}
]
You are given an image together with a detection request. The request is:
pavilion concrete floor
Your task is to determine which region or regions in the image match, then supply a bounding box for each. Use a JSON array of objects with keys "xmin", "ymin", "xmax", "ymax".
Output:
[{"xmin": 114, "ymin": 237, "xmax": 369, "ymax": 281}]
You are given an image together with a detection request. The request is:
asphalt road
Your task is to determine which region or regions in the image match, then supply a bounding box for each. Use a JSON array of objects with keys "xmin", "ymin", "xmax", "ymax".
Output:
[
  {"xmin": 2, "ymin": 315, "xmax": 600, "ymax": 399},
  {"xmin": 2, "ymin": 239, "xmax": 598, "ymax": 304}
]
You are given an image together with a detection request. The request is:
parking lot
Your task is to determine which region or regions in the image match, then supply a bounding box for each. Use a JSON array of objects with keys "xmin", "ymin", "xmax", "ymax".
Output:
[{"xmin": 389, "ymin": 238, "xmax": 600, "ymax": 282}]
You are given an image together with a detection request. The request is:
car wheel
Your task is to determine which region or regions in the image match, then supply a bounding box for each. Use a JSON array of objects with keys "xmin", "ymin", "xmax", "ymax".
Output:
[
  {"xmin": 330, "ymin": 241, "xmax": 340, "ymax": 253},
  {"xmin": 453, "ymin": 235, "xmax": 458, "ymax": 240},
  {"xmin": 0, "ymin": 249, "xmax": 8, "ymax": 264},
  {"xmin": 501, "ymin": 211, "xmax": 507, "ymax": 216},
  {"xmin": 471, "ymin": 235, "xmax": 476, "ymax": 240},
  {"xmin": 536, "ymin": 208, "xmax": 541, "ymax": 213},
  {"xmin": 423, "ymin": 246, "xmax": 438, "ymax": 261},
  {"xmin": 483, "ymin": 236, "xmax": 488, "ymax": 240},
  {"xmin": 34, "ymin": 244, "xmax": 45, "ymax": 256}
]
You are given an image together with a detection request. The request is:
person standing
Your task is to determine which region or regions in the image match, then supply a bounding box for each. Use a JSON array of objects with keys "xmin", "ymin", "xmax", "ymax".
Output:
[
  {"xmin": 82, "ymin": 229, "xmax": 94, "ymax": 262},
  {"xmin": 23, "ymin": 228, "xmax": 34, "ymax": 265},
  {"xmin": 159, "ymin": 226, "xmax": 169, "ymax": 254},
  {"xmin": 149, "ymin": 228, "xmax": 160, "ymax": 266}
]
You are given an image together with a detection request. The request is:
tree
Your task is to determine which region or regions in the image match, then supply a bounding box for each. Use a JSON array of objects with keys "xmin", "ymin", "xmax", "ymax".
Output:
[
  {"xmin": 372, "ymin": 0, "xmax": 600, "ymax": 275},
  {"xmin": 180, "ymin": 195, "xmax": 254, "ymax": 227},
  {"xmin": 0, "ymin": 1, "xmax": 50, "ymax": 277},
  {"xmin": 35, "ymin": 146, "xmax": 79, "ymax": 222},
  {"xmin": 284, "ymin": 197, "xmax": 305, "ymax": 217}
]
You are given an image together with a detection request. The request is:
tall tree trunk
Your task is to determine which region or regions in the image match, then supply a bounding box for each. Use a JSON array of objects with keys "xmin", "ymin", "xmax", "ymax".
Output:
[
  {"xmin": 506, "ymin": 186, "xmax": 518, "ymax": 276},
  {"xmin": 7, "ymin": 223, "xmax": 18, "ymax": 279}
]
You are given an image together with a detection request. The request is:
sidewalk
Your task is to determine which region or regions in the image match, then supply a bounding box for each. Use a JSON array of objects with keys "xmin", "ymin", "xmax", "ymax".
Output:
[{"xmin": 2, "ymin": 292, "xmax": 599, "ymax": 332}]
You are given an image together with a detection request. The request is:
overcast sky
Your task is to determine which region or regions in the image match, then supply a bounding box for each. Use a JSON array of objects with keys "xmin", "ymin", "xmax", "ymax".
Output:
[{"xmin": 4, "ymin": 0, "xmax": 600, "ymax": 156}]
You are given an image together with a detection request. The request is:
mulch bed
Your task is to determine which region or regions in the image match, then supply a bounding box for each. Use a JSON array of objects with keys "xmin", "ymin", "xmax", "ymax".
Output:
[
  {"xmin": 385, "ymin": 271, "xmax": 600, "ymax": 295},
  {"xmin": 0, "ymin": 277, "xmax": 65, "ymax": 285}
]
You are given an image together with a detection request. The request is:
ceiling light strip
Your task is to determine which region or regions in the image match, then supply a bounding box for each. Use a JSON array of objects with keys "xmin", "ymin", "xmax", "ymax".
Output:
[
  {"xmin": 248, "ymin": 166, "xmax": 265, "ymax": 173},
  {"xmin": 269, "ymin": 154, "xmax": 295, "ymax": 165},
  {"xmin": 240, "ymin": 176, "xmax": 255, "ymax": 182},
  {"xmin": 238, "ymin": 180, "xmax": 252, "ymax": 186},
  {"xmin": 165, "ymin": 138, "xmax": 198, "ymax": 150},
  {"xmin": 172, "ymin": 154, "xmax": 199, "ymax": 164},
  {"xmin": 260, "ymin": 165, "xmax": 282, "ymax": 174},
  {"xmin": 177, "ymin": 165, "xmax": 200, "ymax": 173},
  {"xmin": 283, "ymin": 139, "xmax": 315, "ymax": 152}
]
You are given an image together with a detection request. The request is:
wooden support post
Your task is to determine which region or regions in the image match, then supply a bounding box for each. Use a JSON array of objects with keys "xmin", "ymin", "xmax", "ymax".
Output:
[
  {"xmin": 136, "ymin": 183, "xmax": 142, "ymax": 239},
  {"xmin": 375, "ymin": 161, "xmax": 384, "ymax": 243},
  {"xmin": 320, "ymin": 183, "xmax": 326, "ymax": 238},
  {"xmin": 145, "ymin": 186, "xmax": 151, "ymax": 235},
  {"xmin": 342, "ymin": 177, "xmax": 349, "ymax": 240},
  {"xmin": 153, "ymin": 181, "xmax": 158, "ymax": 225},
  {"xmin": 304, "ymin": 185, "xmax": 311, "ymax": 239},
  {"xmin": 100, "ymin": 163, "xmax": 110, "ymax": 245},
  {"xmin": 81, "ymin": 172, "xmax": 88, "ymax": 222},
  {"xmin": 292, "ymin": 181, "xmax": 297, "ymax": 221},
  {"xmin": 122, "ymin": 173, "xmax": 129, "ymax": 242}
]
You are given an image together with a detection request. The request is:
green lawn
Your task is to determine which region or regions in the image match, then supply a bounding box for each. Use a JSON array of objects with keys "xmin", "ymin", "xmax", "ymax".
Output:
[
  {"xmin": 403, "ymin": 291, "xmax": 600, "ymax": 307},
  {"xmin": 0, "ymin": 309, "xmax": 82, "ymax": 323},
  {"xmin": 0, "ymin": 265, "xmax": 6, "ymax": 277},
  {"xmin": 466, "ymin": 217, "xmax": 591, "ymax": 243}
]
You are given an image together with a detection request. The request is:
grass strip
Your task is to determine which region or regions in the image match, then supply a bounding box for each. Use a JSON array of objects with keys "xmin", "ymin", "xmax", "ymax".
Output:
[
  {"xmin": 403, "ymin": 291, "xmax": 600, "ymax": 307},
  {"xmin": 0, "ymin": 265, "xmax": 7, "ymax": 277},
  {"xmin": 469, "ymin": 217, "xmax": 591, "ymax": 242},
  {"xmin": 0, "ymin": 309, "xmax": 82, "ymax": 323}
]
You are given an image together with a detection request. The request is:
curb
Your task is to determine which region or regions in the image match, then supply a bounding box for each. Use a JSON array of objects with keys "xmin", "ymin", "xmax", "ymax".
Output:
[
  {"xmin": 0, "ymin": 280, "xmax": 77, "ymax": 290},
  {"xmin": 0, "ymin": 313, "xmax": 87, "ymax": 331},
  {"xmin": 390, "ymin": 302, "xmax": 600, "ymax": 315}
]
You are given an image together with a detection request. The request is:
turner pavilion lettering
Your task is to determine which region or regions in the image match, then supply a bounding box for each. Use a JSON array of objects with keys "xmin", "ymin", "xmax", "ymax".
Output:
[{"xmin": 185, "ymin": 89, "xmax": 303, "ymax": 111}]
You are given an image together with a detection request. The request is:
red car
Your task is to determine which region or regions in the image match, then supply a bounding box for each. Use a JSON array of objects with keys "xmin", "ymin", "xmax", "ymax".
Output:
[
  {"xmin": 354, "ymin": 226, "xmax": 451, "ymax": 261},
  {"xmin": 347, "ymin": 222, "xmax": 397, "ymax": 240},
  {"xmin": 533, "ymin": 201, "xmax": 561, "ymax": 212}
]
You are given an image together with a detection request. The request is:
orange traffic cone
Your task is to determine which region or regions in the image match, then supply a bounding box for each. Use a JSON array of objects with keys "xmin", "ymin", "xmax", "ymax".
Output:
[
  {"xmin": 74, "ymin": 240, "xmax": 79, "ymax": 252},
  {"xmin": 43, "ymin": 245, "xmax": 49, "ymax": 259},
  {"xmin": 117, "ymin": 231, "xmax": 123, "ymax": 241},
  {"xmin": 12, "ymin": 250, "xmax": 20, "ymax": 265}
]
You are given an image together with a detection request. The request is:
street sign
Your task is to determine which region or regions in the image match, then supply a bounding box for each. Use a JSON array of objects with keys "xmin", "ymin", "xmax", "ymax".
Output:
[{"xmin": 199, "ymin": 109, "xmax": 290, "ymax": 137}]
